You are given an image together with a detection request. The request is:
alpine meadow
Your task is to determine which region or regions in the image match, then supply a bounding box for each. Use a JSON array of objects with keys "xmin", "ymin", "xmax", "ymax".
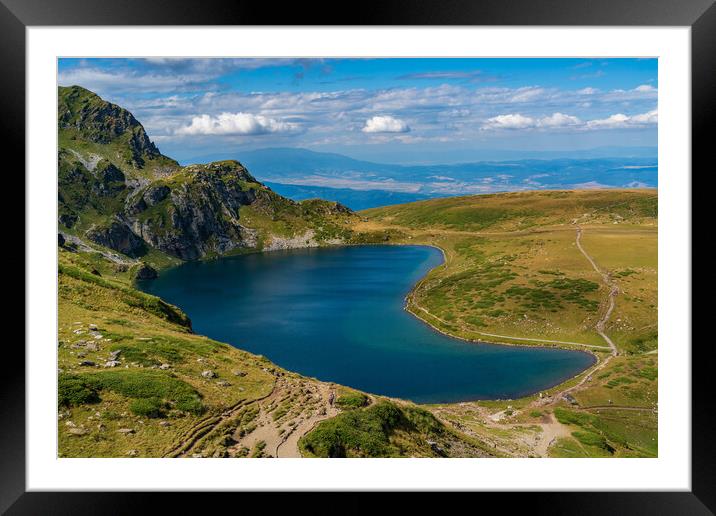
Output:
[{"xmin": 57, "ymin": 57, "xmax": 658, "ymax": 459}]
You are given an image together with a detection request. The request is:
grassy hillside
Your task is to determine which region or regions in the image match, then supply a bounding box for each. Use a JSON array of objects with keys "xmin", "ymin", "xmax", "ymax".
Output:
[
  {"xmin": 358, "ymin": 189, "xmax": 657, "ymax": 352},
  {"xmin": 351, "ymin": 188, "xmax": 658, "ymax": 457},
  {"xmin": 57, "ymin": 249, "xmax": 489, "ymax": 458}
]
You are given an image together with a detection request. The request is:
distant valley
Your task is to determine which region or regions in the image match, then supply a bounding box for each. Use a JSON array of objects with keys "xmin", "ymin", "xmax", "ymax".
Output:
[{"xmin": 184, "ymin": 147, "xmax": 657, "ymax": 210}]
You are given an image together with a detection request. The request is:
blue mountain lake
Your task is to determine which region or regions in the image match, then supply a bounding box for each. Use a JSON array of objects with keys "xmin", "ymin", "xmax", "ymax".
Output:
[{"xmin": 138, "ymin": 245, "xmax": 595, "ymax": 404}]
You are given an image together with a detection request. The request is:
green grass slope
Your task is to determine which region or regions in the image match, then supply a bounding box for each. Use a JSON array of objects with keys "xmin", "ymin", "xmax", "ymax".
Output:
[
  {"xmin": 353, "ymin": 188, "xmax": 658, "ymax": 458},
  {"xmin": 58, "ymin": 249, "xmax": 489, "ymax": 458},
  {"xmin": 355, "ymin": 189, "xmax": 657, "ymax": 352}
]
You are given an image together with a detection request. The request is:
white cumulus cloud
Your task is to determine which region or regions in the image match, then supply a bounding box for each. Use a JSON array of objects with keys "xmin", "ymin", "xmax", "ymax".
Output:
[
  {"xmin": 630, "ymin": 109, "xmax": 659, "ymax": 124},
  {"xmin": 485, "ymin": 109, "xmax": 656, "ymax": 131},
  {"xmin": 586, "ymin": 109, "xmax": 657, "ymax": 129},
  {"xmin": 362, "ymin": 115, "xmax": 410, "ymax": 133},
  {"xmin": 484, "ymin": 112, "xmax": 581, "ymax": 130},
  {"xmin": 483, "ymin": 113, "xmax": 536, "ymax": 129},
  {"xmin": 537, "ymin": 112, "xmax": 582, "ymax": 128},
  {"xmin": 175, "ymin": 112, "xmax": 299, "ymax": 136}
]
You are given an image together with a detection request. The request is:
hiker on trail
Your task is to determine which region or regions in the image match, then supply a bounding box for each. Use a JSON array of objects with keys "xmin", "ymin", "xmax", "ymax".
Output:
[{"xmin": 328, "ymin": 391, "xmax": 335, "ymax": 406}]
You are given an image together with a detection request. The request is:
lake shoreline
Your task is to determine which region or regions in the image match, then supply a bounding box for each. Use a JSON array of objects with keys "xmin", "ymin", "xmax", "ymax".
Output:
[{"xmin": 142, "ymin": 242, "xmax": 599, "ymax": 404}]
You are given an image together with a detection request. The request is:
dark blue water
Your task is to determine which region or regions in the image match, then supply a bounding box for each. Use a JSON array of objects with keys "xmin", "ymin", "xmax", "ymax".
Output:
[{"xmin": 139, "ymin": 246, "xmax": 595, "ymax": 403}]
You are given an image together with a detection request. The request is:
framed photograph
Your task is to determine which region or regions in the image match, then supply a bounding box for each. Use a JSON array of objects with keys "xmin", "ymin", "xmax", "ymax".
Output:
[{"xmin": 7, "ymin": 0, "xmax": 711, "ymax": 512}]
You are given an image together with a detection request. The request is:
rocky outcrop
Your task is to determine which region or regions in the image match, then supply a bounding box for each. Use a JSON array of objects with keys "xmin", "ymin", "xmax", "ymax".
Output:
[
  {"xmin": 264, "ymin": 230, "xmax": 320, "ymax": 251},
  {"xmin": 92, "ymin": 161, "xmax": 126, "ymax": 197},
  {"xmin": 134, "ymin": 262, "xmax": 158, "ymax": 280},
  {"xmin": 58, "ymin": 86, "xmax": 357, "ymax": 263},
  {"xmin": 58, "ymin": 85, "xmax": 164, "ymax": 168},
  {"xmin": 59, "ymin": 213, "xmax": 78, "ymax": 228},
  {"xmin": 85, "ymin": 219, "xmax": 146, "ymax": 258},
  {"xmin": 125, "ymin": 161, "xmax": 265, "ymax": 260},
  {"xmin": 125, "ymin": 184, "xmax": 170, "ymax": 215}
]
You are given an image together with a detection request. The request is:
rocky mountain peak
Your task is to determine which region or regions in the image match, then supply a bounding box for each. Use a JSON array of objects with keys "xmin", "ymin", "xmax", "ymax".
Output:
[{"xmin": 58, "ymin": 85, "xmax": 165, "ymax": 168}]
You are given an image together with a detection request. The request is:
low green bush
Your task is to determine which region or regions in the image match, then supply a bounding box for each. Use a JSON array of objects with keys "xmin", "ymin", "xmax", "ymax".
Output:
[
  {"xmin": 554, "ymin": 407, "xmax": 596, "ymax": 427},
  {"xmin": 300, "ymin": 401, "xmax": 445, "ymax": 458},
  {"xmin": 335, "ymin": 393, "xmax": 369, "ymax": 410},
  {"xmin": 129, "ymin": 397, "xmax": 166, "ymax": 418},
  {"xmin": 59, "ymin": 370, "xmax": 204, "ymax": 415},
  {"xmin": 58, "ymin": 374, "xmax": 100, "ymax": 407}
]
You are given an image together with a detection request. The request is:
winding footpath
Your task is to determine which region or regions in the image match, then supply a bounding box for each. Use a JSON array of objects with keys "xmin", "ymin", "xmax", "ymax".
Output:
[
  {"xmin": 549, "ymin": 225, "xmax": 619, "ymax": 402},
  {"xmin": 575, "ymin": 226, "xmax": 618, "ymax": 357}
]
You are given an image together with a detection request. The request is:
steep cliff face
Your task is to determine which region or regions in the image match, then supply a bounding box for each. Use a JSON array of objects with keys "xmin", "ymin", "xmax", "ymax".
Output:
[
  {"xmin": 58, "ymin": 86, "xmax": 357, "ymax": 263},
  {"xmin": 125, "ymin": 162, "xmax": 260, "ymax": 260},
  {"xmin": 85, "ymin": 218, "xmax": 147, "ymax": 258}
]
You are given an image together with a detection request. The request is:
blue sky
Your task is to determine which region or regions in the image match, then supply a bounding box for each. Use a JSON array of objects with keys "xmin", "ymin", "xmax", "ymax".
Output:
[{"xmin": 58, "ymin": 58, "xmax": 657, "ymax": 164}]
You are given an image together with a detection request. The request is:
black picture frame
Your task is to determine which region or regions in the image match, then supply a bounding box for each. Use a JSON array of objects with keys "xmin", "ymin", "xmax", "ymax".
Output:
[{"xmin": 5, "ymin": 0, "xmax": 710, "ymax": 513}]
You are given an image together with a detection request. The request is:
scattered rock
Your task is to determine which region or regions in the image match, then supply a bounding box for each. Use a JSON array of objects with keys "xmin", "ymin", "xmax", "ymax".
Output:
[
  {"xmin": 67, "ymin": 427, "xmax": 89, "ymax": 436},
  {"xmin": 117, "ymin": 428, "xmax": 135, "ymax": 434},
  {"xmin": 159, "ymin": 420, "xmax": 171, "ymax": 427},
  {"xmin": 88, "ymin": 324, "xmax": 98, "ymax": 331},
  {"xmin": 104, "ymin": 360, "xmax": 121, "ymax": 368},
  {"xmin": 201, "ymin": 370, "xmax": 217, "ymax": 379},
  {"xmin": 109, "ymin": 350, "xmax": 122, "ymax": 360},
  {"xmin": 79, "ymin": 360, "xmax": 96, "ymax": 367},
  {"xmin": 216, "ymin": 380, "xmax": 231, "ymax": 387},
  {"xmin": 159, "ymin": 363, "xmax": 171, "ymax": 370},
  {"xmin": 232, "ymin": 370, "xmax": 247, "ymax": 377},
  {"xmin": 563, "ymin": 393, "xmax": 579, "ymax": 406},
  {"xmin": 126, "ymin": 449, "xmax": 139, "ymax": 457}
]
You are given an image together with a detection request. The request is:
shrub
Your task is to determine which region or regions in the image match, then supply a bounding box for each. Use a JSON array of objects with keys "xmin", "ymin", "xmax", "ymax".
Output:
[
  {"xmin": 58, "ymin": 374, "xmax": 100, "ymax": 407},
  {"xmin": 572, "ymin": 430, "xmax": 612, "ymax": 453},
  {"xmin": 638, "ymin": 366, "xmax": 658, "ymax": 381},
  {"xmin": 300, "ymin": 401, "xmax": 445, "ymax": 458},
  {"xmin": 61, "ymin": 370, "xmax": 204, "ymax": 415},
  {"xmin": 336, "ymin": 393, "xmax": 369, "ymax": 410},
  {"xmin": 554, "ymin": 407, "xmax": 596, "ymax": 427},
  {"xmin": 129, "ymin": 397, "xmax": 166, "ymax": 418}
]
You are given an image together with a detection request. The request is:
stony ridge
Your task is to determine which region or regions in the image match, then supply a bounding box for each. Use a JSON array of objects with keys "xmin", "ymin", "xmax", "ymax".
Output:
[{"xmin": 58, "ymin": 86, "xmax": 356, "ymax": 263}]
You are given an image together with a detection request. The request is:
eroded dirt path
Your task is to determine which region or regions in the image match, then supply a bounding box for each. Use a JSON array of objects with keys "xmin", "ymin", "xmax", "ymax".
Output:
[
  {"xmin": 229, "ymin": 377, "xmax": 338, "ymax": 458},
  {"xmin": 534, "ymin": 412, "xmax": 572, "ymax": 457},
  {"xmin": 432, "ymin": 404, "xmax": 571, "ymax": 458},
  {"xmin": 575, "ymin": 226, "xmax": 618, "ymax": 356},
  {"xmin": 539, "ymin": 225, "xmax": 621, "ymax": 405}
]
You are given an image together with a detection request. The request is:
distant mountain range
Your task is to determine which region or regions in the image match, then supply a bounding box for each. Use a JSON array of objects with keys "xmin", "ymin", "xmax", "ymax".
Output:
[
  {"xmin": 183, "ymin": 147, "xmax": 658, "ymax": 210},
  {"xmin": 263, "ymin": 182, "xmax": 433, "ymax": 211}
]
